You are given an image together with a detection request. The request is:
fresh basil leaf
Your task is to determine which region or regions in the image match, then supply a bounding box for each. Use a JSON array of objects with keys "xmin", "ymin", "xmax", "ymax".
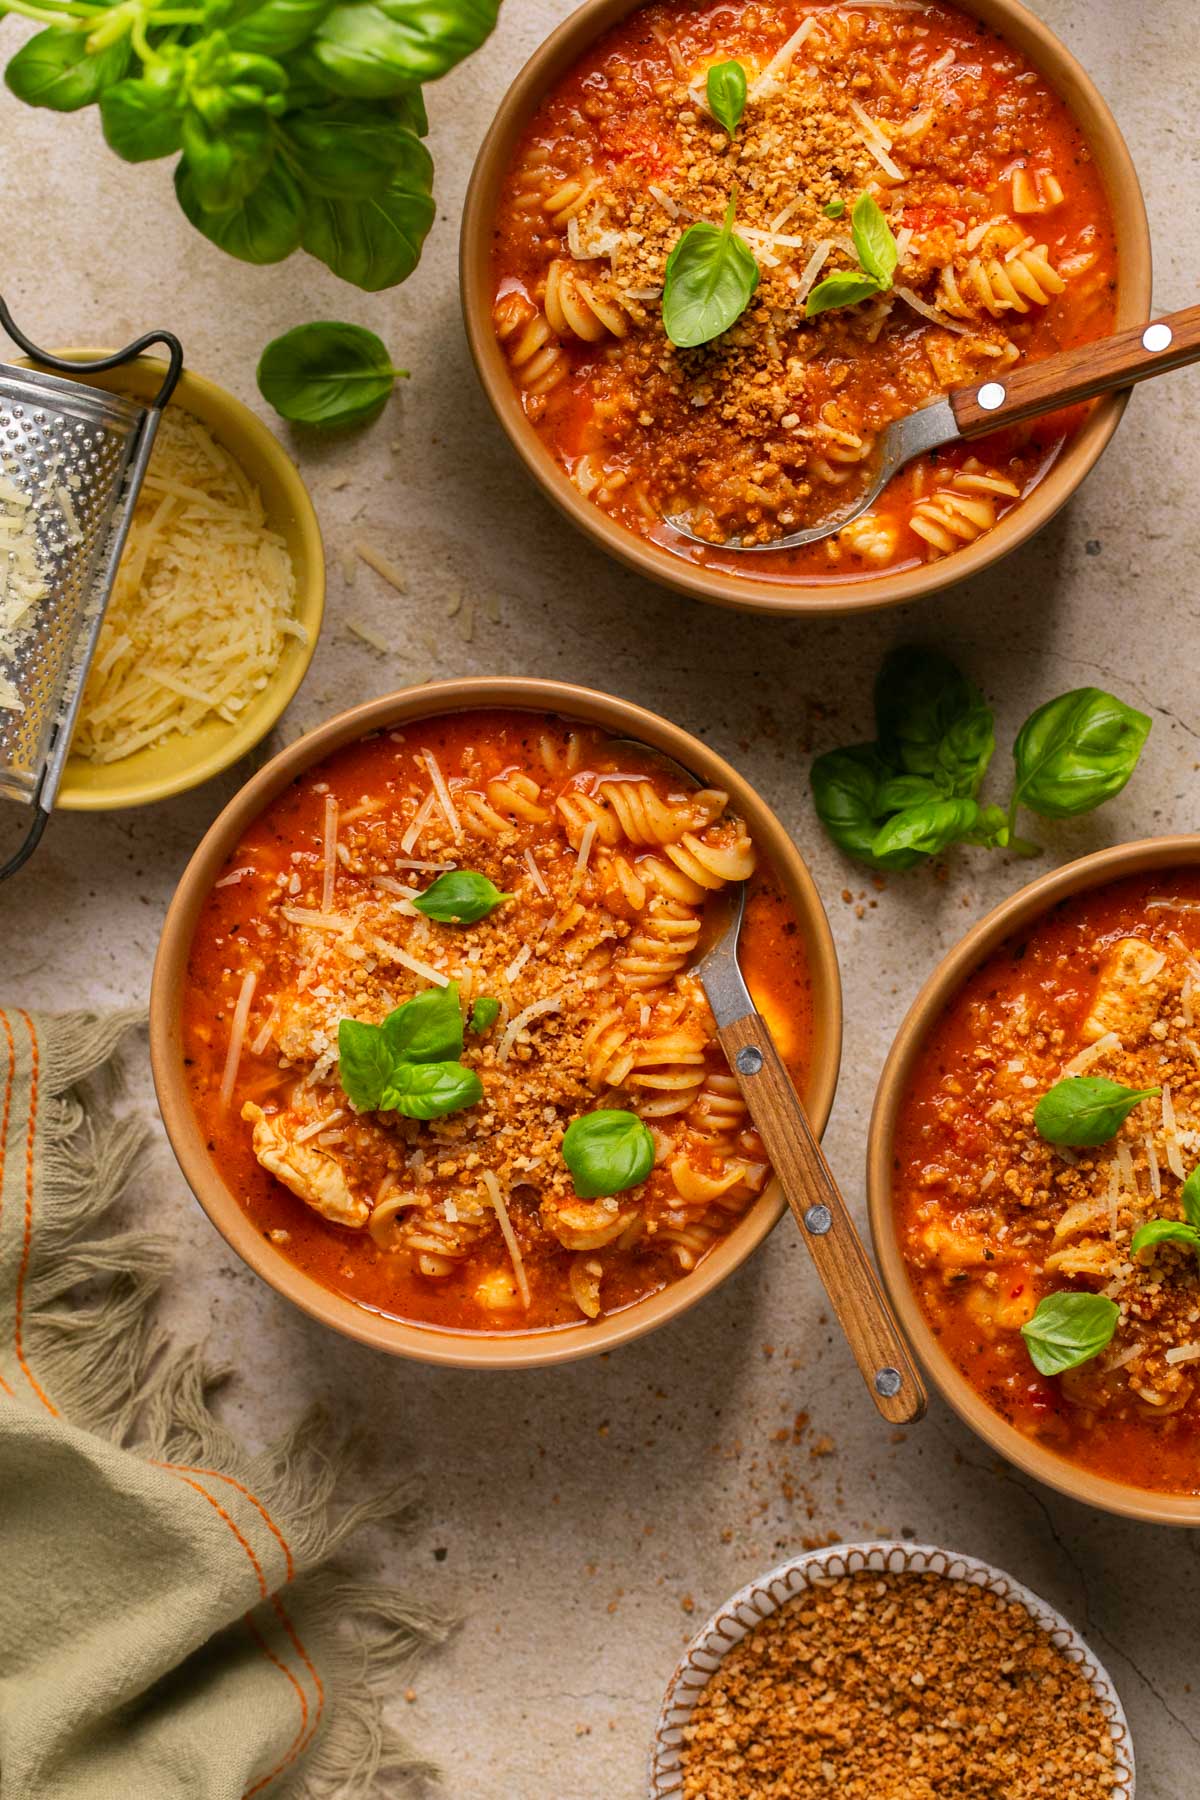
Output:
[
  {"xmin": 1182, "ymin": 1166, "xmax": 1200, "ymax": 1229},
  {"xmin": 873, "ymin": 773, "xmax": 943, "ymax": 812},
  {"xmin": 282, "ymin": 105, "xmax": 415, "ymax": 194},
  {"xmin": 469, "ymin": 996, "xmax": 500, "ymax": 1034},
  {"xmin": 562, "ymin": 1110, "xmax": 655, "ymax": 1199},
  {"xmin": 1021, "ymin": 1291, "xmax": 1119, "ymax": 1376},
  {"xmin": 804, "ymin": 270, "xmax": 882, "ymax": 319},
  {"xmin": 1131, "ymin": 1217, "xmax": 1200, "ymax": 1260},
  {"xmin": 705, "ymin": 58, "xmax": 746, "ymax": 136},
  {"xmin": 300, "ymin": 147, "xmax": 435, "ymax": 289},
  {"xmin": 5, "ymin": 27, "xmax": 129, "ymax": 111},
  {"xmin": 1011, "ymin": 687, "xmax": 1151, "ymax": 820},
  {"xmin": 257, "ymin": 321, "xmax": 403, "ymax": 427},
  {"xmin": 875, "ymin": 647, "xmax": 988, "ymax": 779},
  {"xmin": 1033, "ymin": 1076, "xmax": 1160, "ymax": 1147},
  {"xmin": 413, "ymin": 869, "xmax": 508, "ymax": 924},
  {"xmin": 934, "ymin": 705, "xmax": 996, "ymax": 798},
  {"xmin": 810, "ymin": 744, "xmax": 923, "ymax": 871},
  {"xmin": 851, "ymin": 191, "xmax": 898, "ymax": 287},
  {"xmin": 822, "ymin": 199, "xmax": 845, "ymax": 219},
  {"xmin": 101, "ymin": 76, "xmax": 184, "ymax": 162},
  {"xmin": 176, "ymin": 157, "xmax": 304, "ymax": 263},
  {"xmin": 381, "ymin": 981, "xmax": 463, "ymax": 1063},
  {"xmin": 337, "ymin": 1016, "xmax": 393, "ymax": 1109},
  {"xmin": 229, "ymin": 0, "xmax": 336, "ymax": 54},
  {"xmin": 661, "ymin": 196, "xmax": 760, "ymax": 348},
  {"xmin": 964, "ymin": 803, "xmax": 1010, "ymax": 848},
  {"xmin": 381, "ymin": 1059, "xmax": 483, "ymax": 1119},
  {"xmin": 180, "ymin": 106, "xmax": 274, "ymax": 211},
  {"xmin": 870, "ymin": 797, "xmax": 981, "ymax": 862},
  {"xmin": 314, "ymin": 0, "xmax": 498, "ymax": 93}
]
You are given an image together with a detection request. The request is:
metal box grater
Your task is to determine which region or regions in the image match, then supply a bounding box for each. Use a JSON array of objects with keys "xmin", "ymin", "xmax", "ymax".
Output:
[{"xmin": 0, "ymin": 299, "xmax": 182, "ymax": 878}]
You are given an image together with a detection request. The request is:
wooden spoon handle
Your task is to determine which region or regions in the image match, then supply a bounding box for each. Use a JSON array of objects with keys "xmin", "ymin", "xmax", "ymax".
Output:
[
  {"xmin": 717, "ymin": 1011, "xmax": 927, "ymax": 1426},
  {"xmin": 951, "ymin": 302, "xmax": 1200, "ymax": 437}
]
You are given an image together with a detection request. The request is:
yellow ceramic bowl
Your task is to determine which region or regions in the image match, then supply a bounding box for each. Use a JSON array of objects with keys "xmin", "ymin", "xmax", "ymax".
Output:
[{"xmin": 37, "ymin": 353, "xmax": 324, "ymax": 811}]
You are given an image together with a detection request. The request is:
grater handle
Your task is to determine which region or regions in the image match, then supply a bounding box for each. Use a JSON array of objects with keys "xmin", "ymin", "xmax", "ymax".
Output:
[{"xmin": 0, "ymin": 297, "xmax": 183, "ymax": 410}]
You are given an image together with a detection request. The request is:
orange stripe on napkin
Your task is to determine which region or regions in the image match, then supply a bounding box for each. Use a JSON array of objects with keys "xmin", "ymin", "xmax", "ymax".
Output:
[
  {"xmin": 163, "ymin": 1467, "xmax": 325, "ymax": 1795},
  {"xmin": 154, "ymin": 1463, "xmax": 296, "ymax": 1582},
  {"xmin": 13, "ymin": 1012, "xmax": 56, "ymax": 1416}
]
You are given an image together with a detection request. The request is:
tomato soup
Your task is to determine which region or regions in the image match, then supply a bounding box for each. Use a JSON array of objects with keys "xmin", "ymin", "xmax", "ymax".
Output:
[
  {"xmin": 894, "ymin": 871, "xmax": 1200, "ymax": 1495},
  {"xmin": 184, "ymin": 711, "xmax": 813, "ymax": 1334},
  {"xmin": 490, "ymin": 0, "xmax": 1118, "ymax": 583}
]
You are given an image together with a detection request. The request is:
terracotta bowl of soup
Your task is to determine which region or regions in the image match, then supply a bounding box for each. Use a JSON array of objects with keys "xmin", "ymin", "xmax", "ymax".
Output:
[
  {"xmin": 461, "ymin": 0, "xmax": 1150, "ymax": 616},
  {"xmin": 868, "ymin": 836, "xmax": 1200, "ymax": 1525},
  {"xmin": 151, "ymin": 677, "xmax": 841, "ymax": 1368}
]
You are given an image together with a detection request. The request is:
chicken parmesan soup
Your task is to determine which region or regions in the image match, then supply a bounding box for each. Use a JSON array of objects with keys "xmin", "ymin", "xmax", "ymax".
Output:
[
  {"xmin": 184, "ymin": 712, "xmax": 813, "ymax": 1333},
  {"xmin": 490, "ymin": 0, "xmax": 1118, "ymax": 582},
  {"xmin": 894, "ymin": 872, "xmax": 1200, "ymax": 1495}
]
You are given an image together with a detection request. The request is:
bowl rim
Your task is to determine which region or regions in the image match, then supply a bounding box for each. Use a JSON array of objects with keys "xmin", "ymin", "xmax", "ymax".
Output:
[
  {"xmin": 32, "ymin": 349, "xmax": 325, "ymax": 812},
  {"xmin": 459, "ymin": 0, "xmax": 1152, "ymax": 618},
  {"xmin": 867, "ymin": 834, "xmax": 1200, "ymax": 1527},
  {"xmin": 150, "ymin": 674, "xmax": 843, "ymax": 1369},
  {"xmin": 648, "ymin": 1538, "xmax": 1135, "ymax": 1798}
]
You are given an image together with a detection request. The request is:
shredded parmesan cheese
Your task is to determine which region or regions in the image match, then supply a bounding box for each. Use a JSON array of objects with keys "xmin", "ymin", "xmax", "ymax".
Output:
[
  {"xmin": 497, "ymin": 991, "xmax": 564, "ymax": 1063},
  {"xmin": 371, "ymin": 939, "xmax": 450, "ymax": 987},
  {"xmin": 504, "ymin": 943, "xmax": 533, "ymax": 986},
  {"xmin": 1162, "ymin": 1084, "xmax": 1186, "ymax": 1179},
  {"xmin": 1063, "ymin": 1031, "xmax": 1122, "ymax": 1077},
  {"xmin": 523, "ymin": 848, "xmax": 550, "ymax": 897},
  {"xmin": 423, "ymin": 752, "xmax": 462, "ymax": 841},
  {"xmin": 749, "ymin": 15, "xmax": 818, "ymax": 96},
  {"xmin": 321, "ymin": 794, "xmax": 339, "ymax": 913},
  {"xmin": 482, "ymin": 1169, "xmax": 531, "ymax": 1309},
  {"xmin": 354, "ymin": 541, "xmax": 407, "ymax": 591},
  {"xmin": 219, "ymin": 971, "xmax": 256, "ymax": 1111},
  {"xmin": 1165, "ymin": 1343, "xmax": 1200, "ymax": 1365},
  {"xmin": 400, "ymin": 789, "xmax": 439, "ymax": 857},
  {"xmin": 575, "ymin": 820, "xmax": 597, "ymax": 873},
  {"xmin": 795, "ymin": 241, "xmax": 833, "ymax": 303},
  {"xmin": 894, "ymin": 286, "xmax": 971, "ymax": 334},
  {"xmin": 71, "ymin": 410, "xmax": 302, "ymax": 762},
  {"xmin": 1145, "ymin": 1133, "xmax": 1162, "ymax": 1200}
]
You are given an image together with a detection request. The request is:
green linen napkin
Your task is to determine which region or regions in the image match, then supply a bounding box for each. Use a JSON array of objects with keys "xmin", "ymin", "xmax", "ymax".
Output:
[{"xmin": 0, "ymin": 1009, "xmax": 443, "ymax": 1799}]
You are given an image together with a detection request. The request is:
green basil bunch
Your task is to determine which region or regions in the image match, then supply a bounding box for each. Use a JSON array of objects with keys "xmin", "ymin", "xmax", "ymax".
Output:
[
  {"xmin": 3, "ymin": 0, "xmax": 498, "ymax": 288},
  {"xmin": 810, "ymin": 647, "xmax": 1151, "ymax": 871}
]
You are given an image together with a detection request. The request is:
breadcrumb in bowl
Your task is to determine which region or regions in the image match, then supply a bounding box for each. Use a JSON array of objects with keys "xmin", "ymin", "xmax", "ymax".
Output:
[{"xmin": 650, "ymin": 1541, "xmax": 1133, "ymax": 1799}]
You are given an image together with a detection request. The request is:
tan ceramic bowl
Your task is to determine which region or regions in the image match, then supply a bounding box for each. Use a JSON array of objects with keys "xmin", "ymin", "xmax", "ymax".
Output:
[
  {"xmin": 151, "ymin": 677, "xmax": 842, "ymax": 1369},
  {"xmin": 460, "ymin": 0, "xmax": 1151, "ymax": 618},
  {"xmin": 868, "ymin": 836, "xmax": 1200, "ymax": 1526}
]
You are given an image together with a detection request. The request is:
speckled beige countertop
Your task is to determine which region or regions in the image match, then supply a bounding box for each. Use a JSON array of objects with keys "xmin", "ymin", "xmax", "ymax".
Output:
[{"xmin": 1, "ymin": 0, "xmax": 1198, "ymax": 1794}]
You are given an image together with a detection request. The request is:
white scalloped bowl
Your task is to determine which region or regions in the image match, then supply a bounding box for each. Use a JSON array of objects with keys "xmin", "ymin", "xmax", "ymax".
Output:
[{"xmin": 650, "ymin": 1540, "xmax": 1134, "ymax": 1798}]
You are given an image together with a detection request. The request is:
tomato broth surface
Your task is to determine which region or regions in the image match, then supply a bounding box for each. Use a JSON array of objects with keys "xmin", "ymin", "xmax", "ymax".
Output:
[
  {"xmin": 185, "ymin": 711, "xmax": 814, "ymax": 1334},
  {"xmin": 894, "ymin": 870, "xmax": 1200, "ymax": 1495},
  {"xmin": 490, "ymin": 0, "xmax": 1118, "ymax": 584}
]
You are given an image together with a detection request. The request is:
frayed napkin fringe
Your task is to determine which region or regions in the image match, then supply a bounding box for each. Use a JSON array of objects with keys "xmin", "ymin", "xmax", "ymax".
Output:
[{"xmin": 20, "ymin": 1009, "xmax": 448, "ymax": 1799}]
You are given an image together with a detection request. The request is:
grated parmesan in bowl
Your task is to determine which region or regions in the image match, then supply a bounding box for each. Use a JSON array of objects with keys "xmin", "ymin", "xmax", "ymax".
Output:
[
  {"xmin": 72, "ymin": 407, "xmax": 303, "ymax": 765},
  {"xmin": 53, "ymin": 357, "xmax": 324, "ymax": 809}
]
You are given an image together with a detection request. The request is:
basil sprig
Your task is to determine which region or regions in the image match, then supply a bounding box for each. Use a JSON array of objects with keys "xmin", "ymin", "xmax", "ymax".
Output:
[
  {"xmin": 706, "ymin": 59, "xmax": 746, "ymax": 137},
  {"xmin": 257, "ymin": 321, "xmax": 406, "ymax": 428},
  {"xmin": 661, "ymin": 195, "xmax": 760, "ymax": 348},
  {"xmin": 413, "ymin": 869, "xmax": 509, "ymax": 924},
  {"xmin": 562, "ymin": 1110, "xmax": 655, "ymax": 1199},
  {"xmin": 1033, "ymin": 1077, "xmax": 1160, "ymax": 1148},
  {"xmin": 1021, "ymin": 1292, "xmax": 1119, "ymax": 1376},
  {"xmin": 3, "ymin": 0, "xmax": 497, "ymax": 301},
  {"xmin": 1131, "ymin": 1162, "xmax": 1200, "ymax": 1261},
  {"xmin": 338, "ymin": 981, "xmax": 483, "ymax": 1118},
  {"xmin": 806, "ymin": 193, "xmax": 897, "ymax": 318},
  {"xmin": 810, "ymin": 647, "xmax": 1151, "ymax": 871}
]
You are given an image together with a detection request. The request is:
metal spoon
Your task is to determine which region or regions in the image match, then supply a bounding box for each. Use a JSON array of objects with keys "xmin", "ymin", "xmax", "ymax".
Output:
[
  {"xmin": 605, "ymin": 741, "xmax": 927, "ymax": 1426},
  {"xmin": 666, "ymin": 302, "xmax": 1200, "ymax": 553}
]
